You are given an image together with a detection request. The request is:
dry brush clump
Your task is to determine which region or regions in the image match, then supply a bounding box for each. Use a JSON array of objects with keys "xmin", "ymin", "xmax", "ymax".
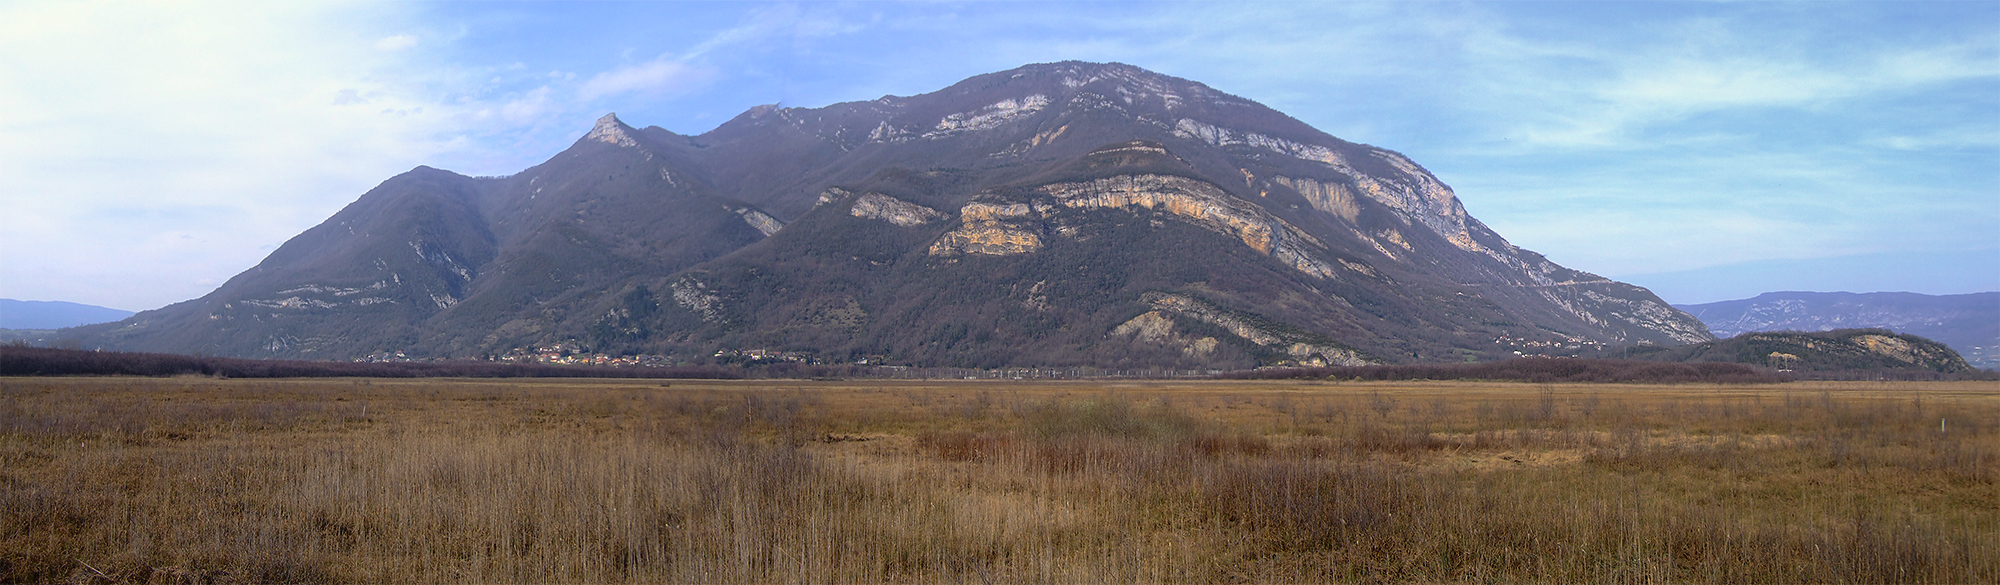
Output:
[{"xmin": 1, "ymin": 377, "xmax": 1996, "ymax": 583}]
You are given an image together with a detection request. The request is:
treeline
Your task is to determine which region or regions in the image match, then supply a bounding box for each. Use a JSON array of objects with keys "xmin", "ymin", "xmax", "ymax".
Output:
[
  {"xmin": 0, "ymin": 346, "xmax": 739, "ymax": 380},
  {"xmin": 1223, "ymin": 358, "xmax": 1790, "ymax": 384},
  {"xmin": 15, "ymin": 345, "xmax": 1986, "ymax": 383},
  {"xmin": 1783, "ymin": 368, "xmax": 2000, "ymax": 382}
]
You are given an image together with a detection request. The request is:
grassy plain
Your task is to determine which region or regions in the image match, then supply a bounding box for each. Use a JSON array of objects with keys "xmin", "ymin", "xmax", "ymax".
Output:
[{"xmin": 2, "ymin": 376, "xmax": 1995, "ymax": 583}]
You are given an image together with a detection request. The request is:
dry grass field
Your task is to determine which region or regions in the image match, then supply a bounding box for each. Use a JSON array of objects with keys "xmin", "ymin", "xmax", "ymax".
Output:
[{"xmin": 2, "ymin": 376, "xmax": 1995, "ymax": 583}]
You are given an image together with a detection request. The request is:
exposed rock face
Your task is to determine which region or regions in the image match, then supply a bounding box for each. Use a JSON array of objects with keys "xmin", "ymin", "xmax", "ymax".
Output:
[
  {"xmin": 1175, "ymin": 118, "xmax": 1344, "ymax": 166},
  {"xmin": 1180, "ymin": 114, "xmax": 1490, "ymax": 261},
  {"xmin": 1853, "ymin": 334, "xmax": 1918, "ymax": 363},
  {"xmin": 926, "ymin": 157, "xmax": 1340, "ymax": 279},
  {"xmin": 1112, "ymin": 311, "xmax": 1177, "ymax": 343},
  {"xmin": 671, "ymin": 277, "xmax": 722, "ymax": 323},
  {"xmin": 736, "ymin": 208, "xmax": 784, "ymax": 237},
  {"xmin": 1272, "ymin": 176, "xmax": 1359, "ymax": 223},
  {"xmin": 1142, "ymin": 292, "xmax": 1371, "ymax": 366},
  {"xmin": 239, "ymin": 281, "xmax": 393, "ymax": 310},
  {"xmin": 850, "ymin": 193, "xmax": 945, "ymax": 226},
  {"xmin": 1355, "ymin": 150, "xmax": 1483, "ymax": 254},
  {"xmin": 928, "ymin": 95, "xmax": 1049, "ymax": 137},
  {"xmin": 1111, "ymin": 310, "xmax": 1221, "ymax": 357},
  {"xmin": 585, "ymin": 113, "xmax": 639, "ymax": 148},
  {"xmin": 1039, "ymin": 173, "xmax": 1337, "ymax": 279},
  {"xmin": 928, "ymin": 202, "xmax": 1044, "ymax": 256},
  {"xmin": 1579, "ymin": 290, "xmax": 1713, "ymax": 345}
]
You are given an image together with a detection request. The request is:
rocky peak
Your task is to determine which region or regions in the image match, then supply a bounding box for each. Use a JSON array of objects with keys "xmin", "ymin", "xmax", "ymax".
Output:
[{"xmin": 584, "ymin": 113, "xmax": 638, "ymax": 148}]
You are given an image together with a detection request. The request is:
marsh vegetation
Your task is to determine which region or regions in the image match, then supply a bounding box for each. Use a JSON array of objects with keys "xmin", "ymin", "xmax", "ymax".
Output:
[{"xmin": 3, "ymin": 377, "xmax": 1995, "ymax": 583}]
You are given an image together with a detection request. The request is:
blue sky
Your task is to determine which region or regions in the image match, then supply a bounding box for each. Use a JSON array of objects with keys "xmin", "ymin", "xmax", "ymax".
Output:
[{"xmin": 2, "ymin": 1, "xmax": 1994, "ymax": 311}]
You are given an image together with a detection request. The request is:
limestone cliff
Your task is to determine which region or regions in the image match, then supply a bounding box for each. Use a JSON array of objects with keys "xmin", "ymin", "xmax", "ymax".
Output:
[
  {"xmin": 1134, "ymin": 292, "xmax": 1373, "ymax": 366},
  {"xmin": 1041, "ymin": 174, "xmax": 1336, "ymax": 279},
  {"xmin": 927, "ymin": 201, "xmax": 1044, "ymax": 256},
  {"xmin": 930, "ymin": 168, "xmax": 1338, "ymax": 280}
]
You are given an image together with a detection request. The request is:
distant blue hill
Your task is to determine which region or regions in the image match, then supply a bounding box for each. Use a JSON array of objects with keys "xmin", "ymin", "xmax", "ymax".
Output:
[
  {"xmin": 1676, "ymin": 291, "xmax": 1999, "ymax": 370},
  {"xmin": 0, "ymin": 299, "xmax": 135, "ymax": 330}
]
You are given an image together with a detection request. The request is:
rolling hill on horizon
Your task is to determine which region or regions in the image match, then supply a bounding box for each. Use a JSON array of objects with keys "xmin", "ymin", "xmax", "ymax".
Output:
[
  {"xmin": 1620, "ymin": 328, "xmax": 1974, "ymax": 375},
  {"xmin": 1678, "ymin": 291, "xmax": 1998, "ymax": 370},
  {"xmin": 64, "ymin": 61, "xmax": 1713, "ymax": 368},
  {"xmin": 0, "ymin": 299, "xmax": 134, "ymax": 331}
]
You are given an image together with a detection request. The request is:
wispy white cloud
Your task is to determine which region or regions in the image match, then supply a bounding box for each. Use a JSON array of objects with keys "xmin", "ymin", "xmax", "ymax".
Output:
[
  {"xmin": 1870, "ymin": 127, "xmax": 2000, "ymax": 151},
  {"xmin": 578, "ymin": 58, "xmax": 709, "ymax": 101},
  {"xmin": 1469, "ymin": 20, "xmax": 2000, "ymax": 149},
  {"xmin": 375, "ymin": 34, "xmax": 419, "ymax": 51},
  {"xmin": 501, "ymin": 86, "xmax": 558, "ymax": 124},
  {"xmin": 572, "ymin": 3, "xmax": 860, "ymax": 104},
  {"xmin": 682, "ymin": 3, "xmax": 862, "ymax": 60}
]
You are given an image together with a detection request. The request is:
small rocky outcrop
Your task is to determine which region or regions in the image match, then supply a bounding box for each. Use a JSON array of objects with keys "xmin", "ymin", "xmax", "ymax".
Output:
[
  {"xmin": 670, "ymin": 277, "xmax": 723, "ymax": 323},
  {"xmin": 735, "ymin": 208, "xmax": 784, "ymax": 237},
  {"xmin": 1111, "ymin": 310, "xmax": 1220, "ymax": 357},
  {"xmin": 850, "ymin": 193, "xmax": 946, "ymax": 227},
  {"xmin": 584, "ymin": 113, "xmax": 639, "ymax": 148}
]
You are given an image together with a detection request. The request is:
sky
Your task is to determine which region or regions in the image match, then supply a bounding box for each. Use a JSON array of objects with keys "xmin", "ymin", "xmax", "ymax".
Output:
[{"xmin": 2, "ymin": 1, "xmax": 1995, "ymax": 312}]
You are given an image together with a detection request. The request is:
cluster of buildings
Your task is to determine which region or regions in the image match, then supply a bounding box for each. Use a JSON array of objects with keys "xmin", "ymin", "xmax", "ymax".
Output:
[
  {"xmin": 355, "ymin": 351, "xmax": 430, "ymax": 363},
  {"xmin": 712, "ymin": 348, "xmax": 820, "ymax": 364},
  {"xmin": 353, "ymin": 344, "xmax": 676, "ymax": 367},
  {"xmin": 496, "ymin": 343, "xmax": 672, "ymax": 367},
  {"xmin": 1492, "ymin": 334, "xmax": 1603, "ymax": 357}
]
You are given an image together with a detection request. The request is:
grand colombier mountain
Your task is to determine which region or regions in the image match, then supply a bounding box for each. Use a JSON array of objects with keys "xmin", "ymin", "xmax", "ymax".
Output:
[{"xmin": 73, "ymin": 62, "xmax": 1713, "ymax": 368}]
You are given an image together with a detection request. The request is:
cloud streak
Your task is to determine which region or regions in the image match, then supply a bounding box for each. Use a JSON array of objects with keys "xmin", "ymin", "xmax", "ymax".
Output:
[
  {"xmin": 375, "ymin": 34, "xmax": 419, "ymax": 51},
  {"xmin": 1458, "ymin": 15, "xmax": 2000, "ymax": 150},
  {"xmin": 578, "ymin": 58, "xmax": 709, "ymax": 101}
]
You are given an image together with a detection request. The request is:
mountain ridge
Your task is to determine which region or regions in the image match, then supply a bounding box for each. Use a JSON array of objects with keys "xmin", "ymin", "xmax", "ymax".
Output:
[{"xmin": 66, "ymin": 61, "xmax": 1712, "ymax": 367}]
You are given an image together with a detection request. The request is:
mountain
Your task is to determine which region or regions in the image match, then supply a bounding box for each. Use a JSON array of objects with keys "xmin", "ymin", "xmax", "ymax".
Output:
[
  {"xmin": 68, "ymin": 62, "xmax": 1712, "ymax": 368},
  {"xmin": 1620, "ymin": 328, "xmax": 1973, "ymax": 374},
  {"xmin": 0, "ymin": 299, "xmax": 134, "ymax": 330},
  {"xmin": 1678, "ymin": 291, "xmax": 1998, "ymax": 370}
]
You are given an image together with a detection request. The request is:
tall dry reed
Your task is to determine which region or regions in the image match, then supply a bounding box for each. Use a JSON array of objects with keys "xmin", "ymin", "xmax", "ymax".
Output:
[{"xmin": 2, "ymin": 377, "xmax": 1995, "ymax": 583}]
